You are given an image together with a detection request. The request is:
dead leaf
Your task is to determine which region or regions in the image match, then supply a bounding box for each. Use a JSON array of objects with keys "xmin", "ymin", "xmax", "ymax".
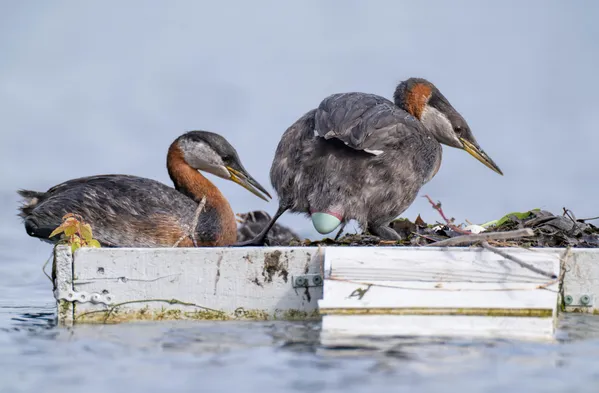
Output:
[{"xmin": 415, "ymin": 214, "xmax": 426, "ymax": 227}]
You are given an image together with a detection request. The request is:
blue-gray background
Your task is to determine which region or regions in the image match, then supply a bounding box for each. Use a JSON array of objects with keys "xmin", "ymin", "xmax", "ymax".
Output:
[
  {"xmin": 2, "ymin": 3, "xmax": 599, "ymax": 393},
  {"xmin": 1, "ymin": 0, "xmax": 598, "ymax": 251}
]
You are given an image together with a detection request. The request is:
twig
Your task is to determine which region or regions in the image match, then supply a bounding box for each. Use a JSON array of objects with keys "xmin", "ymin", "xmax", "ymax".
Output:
[
  {"xmin": 562, "ymin": 207, "xmax": 577, "ymax": 222},
  {"xmin": 487, "ymin": 239, "xmax": 517, "ymax": 247},
  {"xmin": 173, "ymin": 195, "xmax": 207, "ymax": 247},
  {"xmin": 75, "ymin": 298, "xmax": 225, "ymax": 323},
  {"xmin": 411, "ymin": 232, "xmax": 439, "ymax": 243},
  {"xmin": 423, "ymin": 195, "xmax": 470, "ymax": 234},
  {"xmin": 426, "ymin": 228, "xmax": 535, "ymax": 247},
  {"xmin": 42, "ymin": 252, "xmax": 53, "ymax": 283},
  {"xmin": 481, "ymin": 241, "xmax": 556, "ymax": 279},
  {"xmin": 579, "ymin": 216, "xmax": 599, "ymax": 222}
]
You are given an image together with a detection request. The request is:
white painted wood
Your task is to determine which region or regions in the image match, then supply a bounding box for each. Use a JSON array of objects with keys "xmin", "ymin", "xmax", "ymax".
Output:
[
  {"xmin": 319, "ymin": 247, "xmax": 563, "ymax": 341},
  {"xmin": 65, "ymin": 246, "xmax": 324, "ymax": 323},
  {"xmin": 323, "ymin": 246, "xmax": 562, "ymax": 284},
  {"xmin": 319, "ymin": 279, "xmax": 559, "ymax": 310},
  {"xmin": 562, "ymin": 248, "xmax": 599, "ymax": 313},
  {"xmin": 320, "ymin": 315, "xmax": 557, "ymax": 344},
  {"xmin": 49, "ymin": 244, "xmax": 599, "ymax": 336},
  {"xmin": 53, "ymin": 246, "xmax": 74, "ymax": 325}
]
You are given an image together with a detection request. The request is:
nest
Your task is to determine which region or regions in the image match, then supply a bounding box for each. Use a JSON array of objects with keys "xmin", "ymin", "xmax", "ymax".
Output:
[{"xmin": 291, "ymin": 209, "xmax": 599, "ymax": 248}]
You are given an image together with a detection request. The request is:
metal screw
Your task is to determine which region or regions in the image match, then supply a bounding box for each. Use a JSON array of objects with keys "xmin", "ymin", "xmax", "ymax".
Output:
[
  {"xmin": 312, "ymin": 275, "xmax": 323, "ymax": 286},
  {"xmin": 580, "ymin": 295, "xmax": 591, "ymax": 306},
  {"xmin": 295, "ymin": 277, "xmax": 307, "ymax": 287},
  {"xmin": 564, "ymin": 295, "xmax": 573, "ymax": 305},
  {"xmin": 91, "ymin": 294, "xmax": 101, "ymax": 303}
]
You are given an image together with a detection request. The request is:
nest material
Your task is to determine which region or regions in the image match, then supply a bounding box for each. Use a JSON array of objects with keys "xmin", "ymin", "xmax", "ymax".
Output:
[{"xmin": 260, "ymin": 209, "xmax": 599, "ymax": 248}]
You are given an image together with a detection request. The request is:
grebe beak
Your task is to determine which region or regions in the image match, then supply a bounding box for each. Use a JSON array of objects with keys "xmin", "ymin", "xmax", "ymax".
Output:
[
  {"xmin": 226, "ymin": 166, "xmax": 272, "ymax": 202},
  {"xmin": 459, "ymin": 138, "xmax": 503, "ymax": 176}
]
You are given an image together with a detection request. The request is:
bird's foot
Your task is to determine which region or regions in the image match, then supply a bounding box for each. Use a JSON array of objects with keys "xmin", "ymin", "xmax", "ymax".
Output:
[
  {"xmin": 367, "ymin": 225, "xmax": 402, "ymax": 241},
  {"xmin": 230, "ymin": 236, "xmax": 271, "ymax": 247}
]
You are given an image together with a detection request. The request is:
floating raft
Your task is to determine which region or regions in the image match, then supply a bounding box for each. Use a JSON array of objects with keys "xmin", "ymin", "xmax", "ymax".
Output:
[{"xmin": 52, "ymin": 245, "xmax": 599, "ymax": 341}]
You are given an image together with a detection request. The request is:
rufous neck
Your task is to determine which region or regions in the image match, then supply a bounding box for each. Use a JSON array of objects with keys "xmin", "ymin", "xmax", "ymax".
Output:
[{"xmin": 166, "ymin": 143, "xmax": 229, "ymax": 209}]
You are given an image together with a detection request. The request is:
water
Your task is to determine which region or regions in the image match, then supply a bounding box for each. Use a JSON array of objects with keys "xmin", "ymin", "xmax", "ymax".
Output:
[{"xmin": 3, "ymin": 194, "xmax": 599, "ymax": 392}]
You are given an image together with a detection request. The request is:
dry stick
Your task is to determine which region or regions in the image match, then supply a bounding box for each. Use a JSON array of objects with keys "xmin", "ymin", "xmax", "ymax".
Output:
[
  {"xmin": 423, "ymin": 195, "xmax": 556, "ymax": 279},
  {"xmin": 425, "ymin": 228, "xmax": 535, "ymax": 247},
  {"xmin": 562, "ymin": 207, "xmax": 577, "ymax": 222},
  {"xmin": 423, "ymin": 195, "xmax": 471, "ymax": 234},
  {"xmin": 173, "ymin": 195, "xmax": 207, "ymax": 247},
  {"xmin": 42, "ymin": 251, "xmax": 53, "ymax": 283},
  {"xmin": 481, "ymin": 241, "xmax": 556, "ymax": 279}
]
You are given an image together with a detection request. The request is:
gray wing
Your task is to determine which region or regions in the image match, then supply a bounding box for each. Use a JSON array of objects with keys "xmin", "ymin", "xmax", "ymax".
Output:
[
  {"xmin": 314, "ymin": 92, "xmax": 424, "ymax": 155},
  {"xmin": 23, "ymin": 175, "xmax": 199, "ymax": 246}
]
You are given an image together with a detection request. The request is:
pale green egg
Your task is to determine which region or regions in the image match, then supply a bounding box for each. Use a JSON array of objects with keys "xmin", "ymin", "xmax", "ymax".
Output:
[{"xmin": 311, "ymin": 212, "xmax": 341, "ymax": 234}]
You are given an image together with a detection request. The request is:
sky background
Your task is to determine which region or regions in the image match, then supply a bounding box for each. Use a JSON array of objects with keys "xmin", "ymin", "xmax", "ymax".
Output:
[{"xmin": 1, "ymin": 0, "xmax": 598, "ymax": 248}]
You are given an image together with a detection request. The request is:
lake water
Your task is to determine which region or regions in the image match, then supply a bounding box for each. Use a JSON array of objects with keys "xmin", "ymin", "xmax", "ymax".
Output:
[{"xmin": 2, "ymin": 191, "xmax": 599, "ymax": 393}]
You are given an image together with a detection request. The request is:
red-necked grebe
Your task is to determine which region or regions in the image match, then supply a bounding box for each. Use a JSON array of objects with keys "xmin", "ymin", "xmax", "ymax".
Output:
[
  {"xmin": 235, "ymin": 78, "xmax": 502, "ymax": 245},
  {"xmin": 18, "ymin": 130, "xmax": 271, "ymax": 247}
]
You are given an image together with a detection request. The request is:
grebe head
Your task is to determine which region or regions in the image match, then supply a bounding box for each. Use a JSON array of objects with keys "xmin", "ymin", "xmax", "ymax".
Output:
[
  {"xmin": 176, "ymin": 131, "xmax": 272, "ymax": 201},
  {"xmin": 394, "ymin": 78, "xmax": 503, "ymax": 175}
]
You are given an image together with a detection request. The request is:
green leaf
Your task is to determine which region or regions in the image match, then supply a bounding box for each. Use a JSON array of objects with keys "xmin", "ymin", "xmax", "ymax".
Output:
[
  {"xmin": 49, "ymin": 224, "xmax": 66, "ymax": 238},
  {"xmin": 64, "ymin": 225, "xmax": 78, "ymax": 237},
  {"xmin": 71, "ymin": 242, "xmax": 81, "ymax": 253},
  {"xmin": 88, "ymin": 239, "xmax": 101, "ymax": 248},
  {"xmin": 481, "ymin": 209, "xmax": 541, "ymax": 228},
  {"xmin": 80, "ymin": 223, "xmax": 93, "ymax": 242}
]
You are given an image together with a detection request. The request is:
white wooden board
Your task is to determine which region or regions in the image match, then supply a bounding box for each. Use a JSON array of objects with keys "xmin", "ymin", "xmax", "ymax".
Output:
[
  {"xmin": 51, "ymin": 245, "xmax": 599, "ymax": 340},
  {"xmin": 53, "ymin": 246, "xmax": 324, "ymax": 324},
  {"xmin": 318, "ymin": 247, "xmax": 564, "ymax": 341},
  {"xmin": 562, "ymin": 248, "xmax": 599, "ymax": 313}
]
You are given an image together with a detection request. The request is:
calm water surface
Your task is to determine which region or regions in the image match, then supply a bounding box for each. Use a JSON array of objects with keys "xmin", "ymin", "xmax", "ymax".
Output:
[{"xmin": 2, "ymin": 193, "xmax": 599, "ymax": 393}]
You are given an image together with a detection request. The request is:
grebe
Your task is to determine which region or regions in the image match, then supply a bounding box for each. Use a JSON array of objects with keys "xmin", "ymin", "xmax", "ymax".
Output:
[
  {"xmin": 18, "ymin": 130, "xmax": 271, "ymax": 247},
  {"xmin": 235, "ymin": 78, "xmax": 502, "ymax": 245}
]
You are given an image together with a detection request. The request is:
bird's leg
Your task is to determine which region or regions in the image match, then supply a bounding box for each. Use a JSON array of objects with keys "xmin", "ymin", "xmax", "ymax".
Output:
[
  {"xmin": 367, "ymin": 224, "xmax": 401, "ymax": 241},
  {"xmin": 231, "ymin": 204, "xmax": 289, "ymax": 247},
  {"xmin": 333, "ymin": 223, "xmax": 346, "ymax": 241}
]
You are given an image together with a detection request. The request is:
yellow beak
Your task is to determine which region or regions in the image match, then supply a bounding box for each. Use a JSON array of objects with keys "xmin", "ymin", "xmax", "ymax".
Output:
[
  {"xmin": 460, "ymin": 138, "xmax": 503, "ymax": 176},
  {"xmin": 226, "ymin": 166, "xmax": 272, "ymax": 202}
]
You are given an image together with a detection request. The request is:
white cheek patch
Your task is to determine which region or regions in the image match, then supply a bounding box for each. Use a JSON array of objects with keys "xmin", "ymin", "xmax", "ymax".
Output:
[
  {"xmin": 207, "ymin": 165, "xmax": 232, "ymax": 179},
  {"xmin": 421, "ymin": 105, "xmax": 462, "ymax": 147},
  {"xmin": 180, "ymin": 139, "xmax": 230, "ymax": 178}
]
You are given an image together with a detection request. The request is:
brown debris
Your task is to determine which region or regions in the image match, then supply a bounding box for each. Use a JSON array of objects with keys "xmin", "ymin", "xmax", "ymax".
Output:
[{"xmin": 238, "ymin": 203, "xmax": 599, "ymax": 248}]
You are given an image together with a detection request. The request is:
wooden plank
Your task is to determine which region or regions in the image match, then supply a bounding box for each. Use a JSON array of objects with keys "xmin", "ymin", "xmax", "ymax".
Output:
[
  {"xmin": 319, "ymin": 247, "xmax": 562, "ymax": 340},
  {"xmin": 320, "ymin": 315, "xmax": 557, "ymax": 343},
  {"xmin": 562, "ymin": 249, "xmax": 599, "ymax": 313},
  {"xmin": 64, "ymin": 246, "xmax": 324, "ymax": 324},
  {"xmin": 319, "ymin": 280, "xmax": 558, "ymax": 312},
  {"xmin": 324, "ymin": 247, "xmax": 561, "ymax": 283},
  {"xmin": 52, "ymin": 246, "xmax": 74, "ymax": 326},
  {"xmin": 50, "ymin": 245, "xmax": 599, "ymax": 332}
]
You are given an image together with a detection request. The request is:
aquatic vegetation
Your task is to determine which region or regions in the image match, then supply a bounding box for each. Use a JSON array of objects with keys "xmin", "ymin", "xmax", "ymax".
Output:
[{"xmin": 49, "ymin": 213, "xmax": 101, "ymax": 253}]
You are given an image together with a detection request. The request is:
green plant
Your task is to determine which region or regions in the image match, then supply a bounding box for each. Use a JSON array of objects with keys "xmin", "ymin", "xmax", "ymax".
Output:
[{"xmin": 50, "ymin": 213, "xmax": 101, "ymax": 253}]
